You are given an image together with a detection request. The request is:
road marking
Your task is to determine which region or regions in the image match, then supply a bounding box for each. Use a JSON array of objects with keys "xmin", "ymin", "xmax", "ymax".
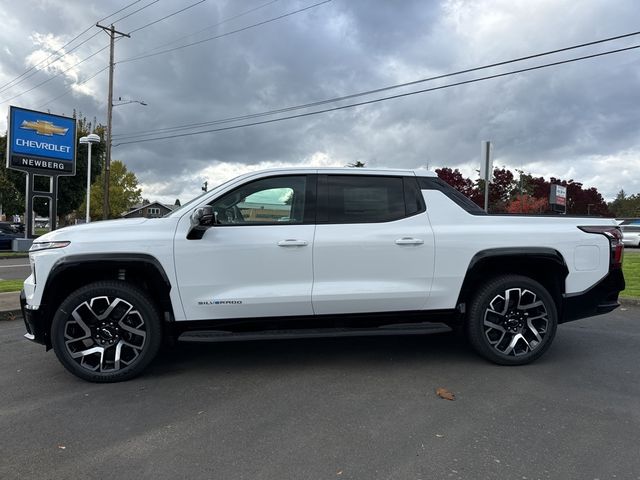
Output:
[{"xmin": 0, "ymin": 264, "xmax": 29, "ymax": 268}]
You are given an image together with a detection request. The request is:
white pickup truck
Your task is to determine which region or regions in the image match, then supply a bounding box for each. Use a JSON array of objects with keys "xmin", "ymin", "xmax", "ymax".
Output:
[{"xmin": 21, "ymin": 168, "xmax": 625, "ymax": 382}]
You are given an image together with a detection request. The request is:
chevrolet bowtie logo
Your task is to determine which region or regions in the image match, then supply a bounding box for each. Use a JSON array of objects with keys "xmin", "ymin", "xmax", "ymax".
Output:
[{"xmin": 20, "ymin": 120, "xmax": 68, "ymax": 136}]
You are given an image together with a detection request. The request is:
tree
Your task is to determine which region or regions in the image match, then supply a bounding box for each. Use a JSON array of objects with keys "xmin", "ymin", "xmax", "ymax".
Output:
[
  {"xmin": 507, "ymin": 194, "xmax": 548, "ymax": 213},
  {"xmin": 0, "ymin": 134, "xmax": 26, "ymax": 217},
  {"xmin": 608, "ymin": 190, "xmax": 640, "ymax": 217},
  {"xmin": 58, "ymin": 117, "xmax": 105, "ymax": 221},
  {"xmin": 82, "ymin": 160, "xmax": 142, "ymax": 219},
  {"xmin": 470, "ymin": 167, "xmax": 516, "ymax": 212},
  {"xmin": 435, "ymin": 167, "xmax": 474, "ymax": 196}
]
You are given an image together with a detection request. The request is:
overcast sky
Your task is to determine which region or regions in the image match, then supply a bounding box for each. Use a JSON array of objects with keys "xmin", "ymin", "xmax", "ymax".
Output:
[{"xmin": 1, "ymin": 0, "xmax": 639, "ymax": 204}]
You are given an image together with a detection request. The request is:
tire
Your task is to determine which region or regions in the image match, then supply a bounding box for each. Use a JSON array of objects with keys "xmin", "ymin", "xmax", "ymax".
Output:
[
  {"xmin": 466, "ymin": 275, "xmax": 558, "ymax": 365},
  {"xmin": 51, "ymin": 281, "xmax": 162, "ymax": 382}
]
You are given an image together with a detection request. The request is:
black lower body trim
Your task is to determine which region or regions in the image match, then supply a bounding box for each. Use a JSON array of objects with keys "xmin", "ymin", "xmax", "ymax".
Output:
[
  {"xmin": 170, "ymin": 309, "xmax": 459, "ymax": 338},
  {"xmin": 21, "ymin": 290, "xmax": 50, "ymax": 348},
  {"xmin": 561, "ymin": 268, "xmax": 625, "ymax": 323}
]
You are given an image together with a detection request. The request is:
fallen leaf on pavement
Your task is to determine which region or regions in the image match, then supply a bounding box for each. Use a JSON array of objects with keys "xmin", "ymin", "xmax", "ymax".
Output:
[{"xmin": 436, "ymin": 387, "xmax": 455, "ymax": 401}]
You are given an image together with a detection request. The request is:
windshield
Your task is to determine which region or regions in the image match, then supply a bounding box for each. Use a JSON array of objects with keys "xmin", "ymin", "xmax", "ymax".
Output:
[
  {"xmin": 166, "ymin": 176, "xmax": 238, "ymax": 218},
  {"xmin": 164, "ymin": 191, "xmax": 208, "ymax": 217}
]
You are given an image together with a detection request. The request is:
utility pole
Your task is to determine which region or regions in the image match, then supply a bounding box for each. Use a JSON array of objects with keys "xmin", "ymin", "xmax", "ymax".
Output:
[{"xmin": 96, "ymin": 23, "xmax": 130, "ymax": 220}]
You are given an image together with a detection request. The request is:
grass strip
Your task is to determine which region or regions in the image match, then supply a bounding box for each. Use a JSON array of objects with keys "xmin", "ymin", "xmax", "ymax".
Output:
[{"xmin": 0, "ymin": 280, "xmax": 23, "ymax": 293}]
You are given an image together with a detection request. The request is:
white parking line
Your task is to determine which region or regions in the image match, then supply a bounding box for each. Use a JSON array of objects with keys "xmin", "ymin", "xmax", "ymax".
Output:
[{"xmin": 0, "ymin": 264, "xmax": 29, "ymax": 268}]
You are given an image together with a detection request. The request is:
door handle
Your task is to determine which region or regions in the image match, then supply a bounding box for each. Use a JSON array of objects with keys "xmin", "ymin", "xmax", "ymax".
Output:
[
  {"xmin": 395, "ymin": 237, "xmax": 424, "ymax": 245},
  {"xmin": 278, "ymin": 239, "xmax": 308, "ymax": 247}
]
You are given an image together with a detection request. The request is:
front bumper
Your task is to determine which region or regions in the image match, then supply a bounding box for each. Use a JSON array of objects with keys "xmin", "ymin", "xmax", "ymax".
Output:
[
  {"xmin": 561, "ymin": 268, "xmax": 625, "ymax": 323},
  {"xmin": 20, "ymin": 290, "xmax": 50, "ymax": 349}
]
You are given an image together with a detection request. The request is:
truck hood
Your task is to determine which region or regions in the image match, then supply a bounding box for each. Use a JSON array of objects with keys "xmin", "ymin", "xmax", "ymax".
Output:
[{"xmin": 36, "ymin": 217, "xmax": 156, "ymax": 243}]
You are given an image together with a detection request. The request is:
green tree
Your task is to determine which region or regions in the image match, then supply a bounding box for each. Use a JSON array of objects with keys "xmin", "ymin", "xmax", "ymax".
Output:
[
  {"xmin": 0, "ymin": 134, "xmax": 26, "ymax": 217},
  {"xmin": 608, "ymin": 190, "xmax": 640, "ymax": 217},
  {"xmin": 82, "ymin": 160, "xmax": 142, "ymax": 220},
  {"xmin": 58, "ymin": 117, "xmax": 105, "ymax": 221}
]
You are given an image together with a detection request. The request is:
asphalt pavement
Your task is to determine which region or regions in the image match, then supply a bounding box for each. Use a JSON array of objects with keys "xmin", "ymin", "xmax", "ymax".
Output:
[
  {"xmin": 0, "ymin": 256, "xmax": 30, "ymax": 281},
  {"xmin": 1, "ymin": 307, "xmax": 639, "ymax": 480}
]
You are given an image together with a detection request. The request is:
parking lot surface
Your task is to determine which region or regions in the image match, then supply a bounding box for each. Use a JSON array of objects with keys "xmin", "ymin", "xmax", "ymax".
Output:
[{"xmin": 1, "ymin": 307, "xmax": 639, "ymax": 480}]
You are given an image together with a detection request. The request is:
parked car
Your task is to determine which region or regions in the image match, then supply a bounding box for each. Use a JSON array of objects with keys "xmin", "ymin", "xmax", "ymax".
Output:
[
  {"xmin": 621, "ymin": 225, "xmax": 640, "ymax": 247},
  {"xmin": 21, "ymin": 168, "xmax": 625, "ymax": 382},
  {"xmin": 0, "ymin": 223, "xmax": 21, "ymax": 250}
]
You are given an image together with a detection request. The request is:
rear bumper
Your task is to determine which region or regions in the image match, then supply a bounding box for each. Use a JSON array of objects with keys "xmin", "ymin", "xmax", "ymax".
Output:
[
  {"xmin": 561, "ymin": 268, "xmax": 625, "ymax": 323},
  {"xmin": 20, "ymin": 290, "xmax": 50, "ymax": 348}
]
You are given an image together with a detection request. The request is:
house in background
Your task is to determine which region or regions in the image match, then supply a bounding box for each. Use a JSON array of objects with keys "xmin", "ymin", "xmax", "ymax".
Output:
[{"xmin": 123, "ymin": 201, "xmax": 178, "ymax": 219}]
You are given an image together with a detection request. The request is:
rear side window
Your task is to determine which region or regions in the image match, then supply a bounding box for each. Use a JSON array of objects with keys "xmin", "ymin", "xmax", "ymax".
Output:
[{"xmin": 325, "ymin": 175, "xmax": 406, "ymax": 223}]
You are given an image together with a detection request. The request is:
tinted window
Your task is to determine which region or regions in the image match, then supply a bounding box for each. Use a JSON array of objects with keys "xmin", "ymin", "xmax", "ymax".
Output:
[
  {"xmin": 418, "ymin": 177, "xmax": 486, "ymax": 214},
  {"xmin": 210, "ymin": 176, "xmax": 307, "ymax": 225},
  {"xmin": 326, "ymin": 175, "xmax": 405, "ymax": 223}
]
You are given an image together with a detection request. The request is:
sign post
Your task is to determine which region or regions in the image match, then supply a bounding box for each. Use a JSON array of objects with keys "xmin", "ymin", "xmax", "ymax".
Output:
[
  {"xmin": 6, "ymin": 106, "xmax": 77, "ymax": 238},
  {"xmin": 480, "ymin": 141, "xmax": 493, "ymax": 212}
]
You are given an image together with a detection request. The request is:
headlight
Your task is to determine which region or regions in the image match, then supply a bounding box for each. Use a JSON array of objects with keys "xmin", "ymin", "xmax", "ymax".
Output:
[{"xmin": 29, "ymin": 241, "xmax": 70, "ymax": 252}]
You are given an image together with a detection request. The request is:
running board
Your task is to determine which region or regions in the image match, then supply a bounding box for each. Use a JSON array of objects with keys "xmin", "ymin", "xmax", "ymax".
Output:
[{"xmin": 178, "ymin": 323, "xmax": 451, "ymax": 343}]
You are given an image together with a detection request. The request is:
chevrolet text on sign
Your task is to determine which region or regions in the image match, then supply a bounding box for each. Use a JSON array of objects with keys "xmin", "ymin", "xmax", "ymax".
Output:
[{"xmin": 6, "ymin": 106, "xmax": 77, "ymax": 175}]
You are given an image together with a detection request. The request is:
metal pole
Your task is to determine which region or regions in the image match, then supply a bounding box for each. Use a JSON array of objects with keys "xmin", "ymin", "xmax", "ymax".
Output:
[
  {"xmin": 86, "ymin": 142, "xmax": 92, "ymax": 223},
  {"xmin": 483, "ymin": 142, "xmax": 490, "ymax": 213}
]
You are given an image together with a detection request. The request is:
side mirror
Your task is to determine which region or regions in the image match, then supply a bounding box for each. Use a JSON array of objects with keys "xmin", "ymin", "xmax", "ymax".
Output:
[
  {"xmin": 187, "ymin": 206, "xmax": 215, "ymax": 241},
  {"xmin": 190, "ymin": 206, "xmax": 214, "ymax": 227}
]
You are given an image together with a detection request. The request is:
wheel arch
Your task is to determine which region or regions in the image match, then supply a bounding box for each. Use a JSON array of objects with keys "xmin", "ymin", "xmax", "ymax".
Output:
[
  {"xmin": 40, "ymin": 253, "xmax": 174, "ymax": 347},
  {"xmin": 456, "ymin": 248, "xmax": 569, "ymax": 314}
]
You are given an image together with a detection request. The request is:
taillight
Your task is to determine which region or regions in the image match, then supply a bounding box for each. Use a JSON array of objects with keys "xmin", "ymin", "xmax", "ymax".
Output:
[{"xmin": 579, "ymin": 226, "xmax": 624, "ymax": 269}]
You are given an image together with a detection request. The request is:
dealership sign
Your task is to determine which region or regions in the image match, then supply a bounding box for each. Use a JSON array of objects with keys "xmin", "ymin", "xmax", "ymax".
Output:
[
  {"xmin": 6, "ymin": 106, "xmax": 77, "ymax": 175},
  {"xmin": 549, "ymin": 184, "xmax": 567, "ymax": 213}
]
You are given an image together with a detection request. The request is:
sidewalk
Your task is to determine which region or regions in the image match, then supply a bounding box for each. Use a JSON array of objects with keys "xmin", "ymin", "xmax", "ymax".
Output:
[{"xmin": 0, "ymin": 291, "xmax": 22, "ymax": 320}]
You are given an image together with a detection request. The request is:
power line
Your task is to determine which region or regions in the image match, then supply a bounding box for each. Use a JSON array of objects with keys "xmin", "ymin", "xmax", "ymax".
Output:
[
  {"xmin": 118, "ymin": 0, "xmax": 333, "ymax": 64},
  {"xmin": 0, "ymin": 1, "xmax": 162, "ymax": 106},
  {"xmin": 128, "ymin": 0, "xmax": 207, "ymax": 35},
  {"xmin": 145, "ymin": 0, "xmax": 280, "ymax": 53},
  {"xmin": 113, "ymin": 29, "xmax": 640, "ymax": 140},
  {"xmin": 97, "ymin": 0, "xmax": 145, "ymax": 23},
  {"xmin": 110, "ymin": 0, "xmax": 160, "ymax": 25},
  {"xmin": 0, "ymin": 31, "xmax": 102, "ymax": 96},
  {"xmin": 37, "ymin": 66, "xmax": 109, "ymax": 109},
  {"xmin": 114, "ymin": 43, "xmax": 640, "ymax": 146},
  {"xmin": 0, "ymin": 44, "xmax": 110, "ymax": 106},
  {"xmin": 0, "ymin": 0, "xmax": 143, "ymax": 94}
]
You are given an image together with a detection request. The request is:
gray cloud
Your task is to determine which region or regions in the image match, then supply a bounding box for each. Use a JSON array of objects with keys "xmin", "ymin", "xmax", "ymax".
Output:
[{"xmin": 1, "ymin": 0, "xmax": 639, "ymax": 204}]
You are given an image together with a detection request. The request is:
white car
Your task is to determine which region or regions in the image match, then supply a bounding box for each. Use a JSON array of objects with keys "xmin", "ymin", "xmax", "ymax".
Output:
[
  {"xmin": 621, "ymin": 225, "xmax": 640, "ymax": 247},
  {"xmin": 21, "ymin": 168, "xmax": 625, "ymax": 382}
]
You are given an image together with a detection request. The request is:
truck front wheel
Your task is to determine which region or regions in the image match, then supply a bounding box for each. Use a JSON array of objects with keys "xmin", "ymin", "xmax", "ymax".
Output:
[
  {"xmin": 51, "ymin": 281, "xmax": 162, "ymax": 382},
  {"xmin": 467, "ymin": 275, "xmax": 558, "ymax": 365}
]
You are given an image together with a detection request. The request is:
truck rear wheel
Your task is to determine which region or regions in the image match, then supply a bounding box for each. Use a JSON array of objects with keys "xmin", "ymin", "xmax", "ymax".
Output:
[
  {"xmin": 51, "ymin": 281, "xmax": 162, "ymax": 382},
  {"xmin": 467, "ymin": 275, "xmax": 558, "ymax": 365}
]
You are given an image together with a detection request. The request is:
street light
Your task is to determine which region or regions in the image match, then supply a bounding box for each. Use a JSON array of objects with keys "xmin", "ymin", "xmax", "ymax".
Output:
[
  {"xmin": 113, "ymin": 97, "xmax": 147, "ymax": 107},
  {"xmin": 79, "ymin": 133, "xmax": 101, "ymax": 223},
  {"xmin": 103, "ymin": 97, "xmax": 147, "ymax": 220}
]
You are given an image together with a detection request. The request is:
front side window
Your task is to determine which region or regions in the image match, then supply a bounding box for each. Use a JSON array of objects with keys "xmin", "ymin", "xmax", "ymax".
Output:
[
  {"xmin": 326, "ymin": 175, "xmax": 405, "ymax": 223},
  {"xmin": 210, "ymin": 175, "xmax": 307, "ymax": 225}
]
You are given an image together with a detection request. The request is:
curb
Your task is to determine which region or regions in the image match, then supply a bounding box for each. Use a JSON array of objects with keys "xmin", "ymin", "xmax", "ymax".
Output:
[
  {"xmin": 619, "ymin": 297, "xmax": 640, "ymax": 307},
  {"xmin": 0, "ymin": 309, "xmax": 22, "ymax": 321}
]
